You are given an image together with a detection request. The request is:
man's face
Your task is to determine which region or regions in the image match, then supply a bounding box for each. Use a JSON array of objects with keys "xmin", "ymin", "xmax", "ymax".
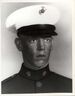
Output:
[{"xmin": 19, "ymin": 35, "xmax": 52, "ymax": 69}]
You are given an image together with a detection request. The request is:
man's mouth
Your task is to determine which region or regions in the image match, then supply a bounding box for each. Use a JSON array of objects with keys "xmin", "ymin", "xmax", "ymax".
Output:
[{"xmin": 36, "ymin": 54, "xmax": 46, "ymax": 60}]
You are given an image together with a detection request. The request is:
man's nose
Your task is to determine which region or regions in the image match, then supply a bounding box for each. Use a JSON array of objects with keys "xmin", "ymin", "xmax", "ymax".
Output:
[{"xmin": 37, "ymin": 39, "xmax": 45, "ymax": 50}]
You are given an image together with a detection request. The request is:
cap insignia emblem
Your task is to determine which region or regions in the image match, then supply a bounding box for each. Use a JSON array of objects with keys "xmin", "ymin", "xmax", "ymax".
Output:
[{"xmin": 39, "ymin": 6, "xmax": 46, "ymax": 15}]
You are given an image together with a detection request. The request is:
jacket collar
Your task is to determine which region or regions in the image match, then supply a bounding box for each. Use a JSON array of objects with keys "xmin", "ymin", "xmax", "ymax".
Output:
[{"xmin": 19, "ymin": 63, "xmax": 50, "ymax": 80}]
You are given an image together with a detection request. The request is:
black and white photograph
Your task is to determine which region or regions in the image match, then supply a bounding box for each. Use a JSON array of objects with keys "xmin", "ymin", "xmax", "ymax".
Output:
[{"xmin": 1, "ymin": 0, "xmax": 74, "ymax": 94}]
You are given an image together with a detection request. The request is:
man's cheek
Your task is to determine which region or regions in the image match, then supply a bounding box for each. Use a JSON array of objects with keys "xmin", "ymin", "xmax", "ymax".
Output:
[{"xmin": 27, "ymin": 47, "xmax": 35, "ymax": 58}]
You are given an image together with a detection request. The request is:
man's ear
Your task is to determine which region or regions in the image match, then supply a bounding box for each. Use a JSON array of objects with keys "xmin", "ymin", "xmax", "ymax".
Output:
[{"xmin": 15, "ymin": 38, "xmax": 23, "ymax": 51}]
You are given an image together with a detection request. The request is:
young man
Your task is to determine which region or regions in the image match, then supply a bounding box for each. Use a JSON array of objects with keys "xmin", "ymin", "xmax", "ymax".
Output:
[{"xmin": 2, "ymin": 4, "xmax": 72, "ymax": 93}]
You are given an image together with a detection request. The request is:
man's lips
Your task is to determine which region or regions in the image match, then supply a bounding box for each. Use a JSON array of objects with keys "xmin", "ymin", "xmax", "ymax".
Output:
[
  {"xmin": 36, "ymin": 55, "xmax": 45, "ymax": 57},
  {"xmin": 35, "ymin": 54, "xmax": 46, "ymax": 60}
]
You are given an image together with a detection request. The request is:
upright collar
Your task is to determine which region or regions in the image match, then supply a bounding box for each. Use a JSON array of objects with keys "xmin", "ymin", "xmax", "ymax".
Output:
[{"xmin": 19, "ymin": 63, "xmax": 50, "ymax": 80}]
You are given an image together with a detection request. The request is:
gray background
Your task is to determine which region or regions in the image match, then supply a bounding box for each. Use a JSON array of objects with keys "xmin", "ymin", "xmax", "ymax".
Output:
[{"xmin": 1, "ymin": 1, "xmax": 72, "ymax": 80}]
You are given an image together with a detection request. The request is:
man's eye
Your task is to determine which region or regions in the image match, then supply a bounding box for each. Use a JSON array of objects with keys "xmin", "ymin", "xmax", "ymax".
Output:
[
  {"xmin": 30, "ymin": 39, "xmax": 36, "ymax": 43},
  {"xmin": 44, "ymin": 38, "xmax": 51, "ymax": 42},
  {"xmin": 45, "ymin": 39, "xmax": 49, "ymax": 41}
]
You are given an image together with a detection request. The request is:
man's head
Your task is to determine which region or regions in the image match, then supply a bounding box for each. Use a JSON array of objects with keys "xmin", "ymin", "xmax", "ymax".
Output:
[
  {"xmin": 15, "ymin": 35, "xmax": 52, "ymax": 70},
  {"xmin": 5, "ymin": 4, "xmax": 60, "ymax": 70},
  {"xmin": 15, "ymin": 24, "xmax": 57, "ymax": 70}
]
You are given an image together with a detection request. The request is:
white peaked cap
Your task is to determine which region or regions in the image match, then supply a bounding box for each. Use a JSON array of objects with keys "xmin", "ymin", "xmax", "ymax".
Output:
[{"xmin": 6, "ymin": 4, "xmax": 60, "ymax": 30}]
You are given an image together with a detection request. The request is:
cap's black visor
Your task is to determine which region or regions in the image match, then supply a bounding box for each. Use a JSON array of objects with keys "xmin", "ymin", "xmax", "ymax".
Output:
[{"xmin": 17, "ymin": 24, "xmax": 58, "ymax": 37}]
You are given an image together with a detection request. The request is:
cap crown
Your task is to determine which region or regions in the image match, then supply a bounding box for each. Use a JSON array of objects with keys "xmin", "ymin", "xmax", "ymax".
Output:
[{"xmin": 6, "ymin": 4, "xmax": 60, "ymax": 30}]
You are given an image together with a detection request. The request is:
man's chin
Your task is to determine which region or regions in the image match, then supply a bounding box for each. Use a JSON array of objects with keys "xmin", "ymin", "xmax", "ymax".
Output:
[{"xmin": 33, "ymin": 60, "xmax": 48, "ymax": 68}]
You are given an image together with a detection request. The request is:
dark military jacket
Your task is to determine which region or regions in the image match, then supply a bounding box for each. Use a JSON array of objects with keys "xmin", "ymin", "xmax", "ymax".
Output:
[{"xmin": 2, "ymin": 64, "xmax": 72, "ymax": 94}]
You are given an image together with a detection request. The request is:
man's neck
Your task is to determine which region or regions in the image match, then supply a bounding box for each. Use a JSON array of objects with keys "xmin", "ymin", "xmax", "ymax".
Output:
[{"xmin": 23, "ymin": 60, "xmax": 49, "ymax": 70}]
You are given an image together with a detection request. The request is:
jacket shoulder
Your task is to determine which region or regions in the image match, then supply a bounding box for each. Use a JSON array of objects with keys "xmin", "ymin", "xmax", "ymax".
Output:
[
  {"xmin": 50, "ymin": 71, "xmax": 72, "ymax": 82},
  {"xmin": 50, "ymin": 71, "xmax": 72, "ymax": 91},
  {"xmin": 2, "ymin": 74, "xmax": 18, "ymax": 85}
]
